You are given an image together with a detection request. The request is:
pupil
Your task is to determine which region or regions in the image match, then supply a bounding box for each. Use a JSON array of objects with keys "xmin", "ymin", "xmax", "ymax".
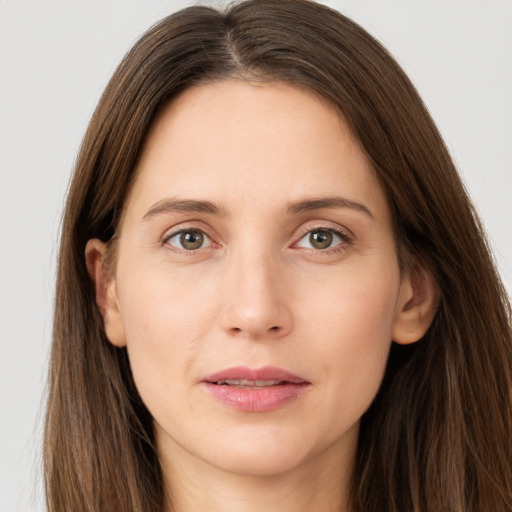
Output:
[
  {"xmin": 310, "ymin": 230, "xmax": 332, "ymax": 249},
  {"xmin": 180, "ymin": 230, "xmax": 204, "ymax": 250}
]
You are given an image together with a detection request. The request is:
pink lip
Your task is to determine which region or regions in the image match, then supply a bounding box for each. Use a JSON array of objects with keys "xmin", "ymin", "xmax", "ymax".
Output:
[{"xmin": 202, "ymin": 366, "xmax": 310, "ymax": 412}]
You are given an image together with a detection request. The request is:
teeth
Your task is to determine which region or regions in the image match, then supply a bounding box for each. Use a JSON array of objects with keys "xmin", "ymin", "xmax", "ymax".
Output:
[{"xmin": 216, "ymin": 379, "xmax": 283, "ymax": 387}]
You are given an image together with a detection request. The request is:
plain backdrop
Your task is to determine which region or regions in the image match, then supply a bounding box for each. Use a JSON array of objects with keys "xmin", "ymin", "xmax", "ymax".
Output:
[{"xmin": 1, "ymin": 1, "xmax": 511, "ymax": 510}]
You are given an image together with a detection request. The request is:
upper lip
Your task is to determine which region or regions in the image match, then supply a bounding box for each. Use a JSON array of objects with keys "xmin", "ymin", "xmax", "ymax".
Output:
[{"xmin": 203, "ymin": 366, "xmax": 309, "ymax": 384}]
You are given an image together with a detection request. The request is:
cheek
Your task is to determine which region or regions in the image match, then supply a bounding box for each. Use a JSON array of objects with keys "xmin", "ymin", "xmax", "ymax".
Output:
[
  {"xmin": 301, "ymin": 263, "xmax": 399, "ymax": 343},
  {"xmin": 299, "ymin": 265, "xmax": 399, "ymax": 416},
  {"xmin": 115, "ymin": 266, "xmax": 221, "ymax": 403}
]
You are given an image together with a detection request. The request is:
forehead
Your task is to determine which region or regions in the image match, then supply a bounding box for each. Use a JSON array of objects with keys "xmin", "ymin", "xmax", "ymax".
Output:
[
  {"xmin": 143, "ymin": 80, "xmax": 353, "ymax": 165},
  {"xmin": 123, "ymin": 80, "xmax": 389, "ymax": 223}
]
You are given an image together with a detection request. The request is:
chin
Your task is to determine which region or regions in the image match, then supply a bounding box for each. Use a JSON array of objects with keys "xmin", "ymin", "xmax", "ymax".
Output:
[
  {"xmin": 197, "ymin": 421, "xmax": 356, "ymax": 478},
  {"xmin": 208, "ymin": 440, "xmax": 311, "ymax": 477}
]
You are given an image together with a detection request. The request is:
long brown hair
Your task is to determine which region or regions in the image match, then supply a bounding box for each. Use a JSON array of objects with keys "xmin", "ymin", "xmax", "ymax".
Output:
[{"xmin": 44, "ymin": 1, "xmax": 512, "ymax": 510}]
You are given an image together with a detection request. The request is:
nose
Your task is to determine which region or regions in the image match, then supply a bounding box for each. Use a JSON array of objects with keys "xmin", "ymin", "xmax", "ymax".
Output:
[{"xmin": 221, "ymin": 248, "xmax": 293, "ymax": 340}]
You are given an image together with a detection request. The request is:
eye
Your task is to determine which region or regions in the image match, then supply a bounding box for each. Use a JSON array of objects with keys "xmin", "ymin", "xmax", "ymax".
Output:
[
  {"xmin": 295, "ymin": 228, "xmax": 346, "ymax": 250},
  {"xmin": 164, "ymin": 229, "xmax": 211, "ymax": 251}
]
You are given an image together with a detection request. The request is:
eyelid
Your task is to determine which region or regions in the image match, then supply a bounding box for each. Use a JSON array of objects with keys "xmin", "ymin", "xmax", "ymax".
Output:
[
  {"xmin": 165, "ymin": 229, "xmax": 211, "ymax": 248},
  {"xmin": 159, "ymin": 220, "xmax": 353, "ymax": 254},
  {"xmin": 291, "ymin": 222, "xmax": 354, "ymax": 252},
  {"xmin": 161, "ymin": 224, "xmax": 219, "ymax": 252},
  {"xmin": 293, "ymin": 221, "xmax": 354, "ymax": 241}
]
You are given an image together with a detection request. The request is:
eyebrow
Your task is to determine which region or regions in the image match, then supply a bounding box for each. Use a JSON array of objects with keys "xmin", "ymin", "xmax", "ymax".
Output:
[
  {"xmin": 287, "ymin": 196, "xmax": 374, "ymax": 219},
  {"xmin": 143, "ymin": 195, "xmax": 374, "ymax": 220},
  {"xmin": 143, "ymin": 198, "xmax": 227, "ymax": 220}
]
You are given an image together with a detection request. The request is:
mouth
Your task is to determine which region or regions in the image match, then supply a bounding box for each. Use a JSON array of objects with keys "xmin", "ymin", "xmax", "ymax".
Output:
[
  {"xmin": 214, "ymin": 378, "xmax": 287, "ymax": 388},
  {"xmin": 204, "ymin": 365, "xmax": 308, "ymax": 385},
  {"xmin": 202, "ymin": 366, "xmax": 310, "ymax": 412}
]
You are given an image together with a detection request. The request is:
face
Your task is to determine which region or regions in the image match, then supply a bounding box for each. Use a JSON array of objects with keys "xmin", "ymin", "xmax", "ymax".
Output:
[{"xmin": 89, "ymin": 81, "xmax": 430, "ymax": 481}]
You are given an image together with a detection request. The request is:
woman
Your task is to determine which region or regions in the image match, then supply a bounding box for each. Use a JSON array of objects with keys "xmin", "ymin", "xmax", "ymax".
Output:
[{"xmin": 44, "ymin": 0, "xmax": 512, "ymax": 510}]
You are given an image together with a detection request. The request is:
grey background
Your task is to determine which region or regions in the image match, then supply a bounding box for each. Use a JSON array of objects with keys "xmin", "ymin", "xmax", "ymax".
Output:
[{"xmin": 1, "ymin": 1, "xmax": 511, "ymax": 510}]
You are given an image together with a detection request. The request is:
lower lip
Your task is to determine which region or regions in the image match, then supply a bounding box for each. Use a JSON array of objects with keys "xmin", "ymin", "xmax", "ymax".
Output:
[{"xmin": 202, "ymin": 382, "xmax": 310, "ymax": 412}]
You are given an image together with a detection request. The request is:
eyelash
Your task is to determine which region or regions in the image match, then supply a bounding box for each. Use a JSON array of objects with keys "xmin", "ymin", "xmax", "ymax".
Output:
[
  {"xmin": 293, "ymin": 225, "xmax": 353, "ymax": 255},
  {"xmin": 162, "ymin": 227, "xmax": 214, "ymax": 254},
  {"xmin": 161, "ymin": 225, "xmax": 353, "ymax": 255}
]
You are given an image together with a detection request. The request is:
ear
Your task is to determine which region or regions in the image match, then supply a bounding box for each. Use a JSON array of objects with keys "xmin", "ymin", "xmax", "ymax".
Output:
[
  {"xmin": 85, "ymin": 239, "xmax": 127, "ymax": 347},
  {"xmin": 392, "ymin": 265, "xmax": 439, "ymax": 345}
]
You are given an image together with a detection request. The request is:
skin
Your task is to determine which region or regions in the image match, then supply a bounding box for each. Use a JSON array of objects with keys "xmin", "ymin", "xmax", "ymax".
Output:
[{"xmin": 87, "ymin": 81, "xmax": 436, "ymax": 512}]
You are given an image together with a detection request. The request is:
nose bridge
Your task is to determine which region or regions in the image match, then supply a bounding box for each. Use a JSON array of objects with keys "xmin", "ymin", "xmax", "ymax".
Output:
[{"xmin": 221, "ymin": 237, "xmax": 292, "ymax": 339}]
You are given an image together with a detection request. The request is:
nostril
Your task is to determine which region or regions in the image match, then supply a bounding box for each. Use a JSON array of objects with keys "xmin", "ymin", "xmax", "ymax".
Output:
[{"xmin": 222, "ymin": 302, "xmax": 293, "ymax": 338}]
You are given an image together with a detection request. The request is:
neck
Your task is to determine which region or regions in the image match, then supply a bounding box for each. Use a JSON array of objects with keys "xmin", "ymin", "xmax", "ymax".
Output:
[{"xmin": 159, "ymin": 435, "xmax": 355, "ymax": 512}]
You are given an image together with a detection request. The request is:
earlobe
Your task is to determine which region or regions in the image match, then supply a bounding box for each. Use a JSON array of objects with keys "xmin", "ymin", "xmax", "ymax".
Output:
[
  {"xmin": 392, "ymin": 265, "xmax": 439, "ymax": 345},
  {"xmin": 85, "ymin": 239, "xmax": 127, "ymax": 347}
]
